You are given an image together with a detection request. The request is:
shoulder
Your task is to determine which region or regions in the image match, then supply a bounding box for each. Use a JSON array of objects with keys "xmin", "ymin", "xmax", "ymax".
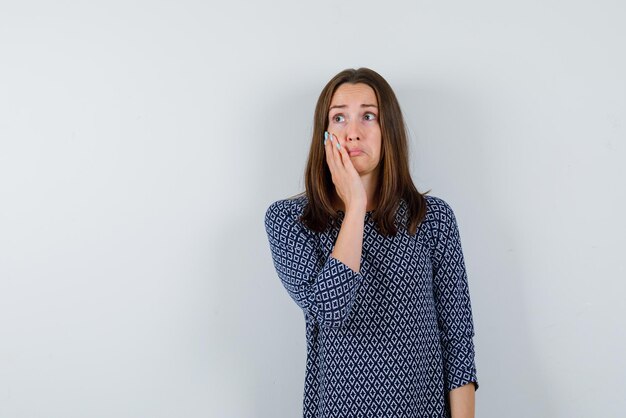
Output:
[
  {"xmin": 423, "ymin": 194, "xmax": 456, "ymax": 223},
  {"xmin": 265, "ymin": 194, "xmax": 307, "ymax": 221},
  {"xmin": 264, "ymin": 193, "xmax": 310, "ymax": 234},
  {"xmin": 265, "ymin": 194, "xmax": 316, "ymax": 248},
  {"xmin": 421, "ymin": 194, "xmax": 461, "ymax": 246}
]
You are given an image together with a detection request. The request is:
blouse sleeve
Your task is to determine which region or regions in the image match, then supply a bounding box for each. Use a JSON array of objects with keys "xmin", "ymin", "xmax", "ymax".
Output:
[
  {"xmin": 264, "ymin": 199, "xmax": 364, "ymax": 329},
  {"xmin": 431, "ymin": 199, "xmax": 479, "ymax": 392}
]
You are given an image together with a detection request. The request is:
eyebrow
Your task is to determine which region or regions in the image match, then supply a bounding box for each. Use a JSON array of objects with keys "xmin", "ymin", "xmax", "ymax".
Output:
[{"xmin": 329, "ymin": 104, "xmax": 378, "ymax": 111}]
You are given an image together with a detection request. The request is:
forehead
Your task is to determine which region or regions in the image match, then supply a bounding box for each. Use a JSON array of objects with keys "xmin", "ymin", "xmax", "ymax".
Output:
[{"xmin": 330, "ymin": 83, "xmax": 377, "ymax": 106}]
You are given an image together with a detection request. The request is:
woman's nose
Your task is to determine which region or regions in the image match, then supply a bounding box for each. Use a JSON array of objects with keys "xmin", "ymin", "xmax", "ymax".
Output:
[{"xmin": 345, "ymin": 121, "xmax": 361, "ymax": 141}]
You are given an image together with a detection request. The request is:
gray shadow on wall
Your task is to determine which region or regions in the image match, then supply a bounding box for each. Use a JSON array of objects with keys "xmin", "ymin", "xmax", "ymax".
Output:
[
  {"xmin": 250, "ymin": 86, "xmax": 320, "ymax": 417},
  {"xmin": 210, "ymin": 84, "xmax": 319, "ymax": 417},
  {"xmin": 398, "ymin": 84, "xmax": 553, "ymax": 417}
]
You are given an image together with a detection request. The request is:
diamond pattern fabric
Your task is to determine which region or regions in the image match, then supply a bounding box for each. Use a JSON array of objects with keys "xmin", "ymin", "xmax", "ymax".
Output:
[{"xmin": 264, "ymin": 194, "xmax": 478, "ymax": 417}]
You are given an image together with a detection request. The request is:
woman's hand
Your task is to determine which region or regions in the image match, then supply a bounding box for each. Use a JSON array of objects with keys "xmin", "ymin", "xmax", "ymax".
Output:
[{"xmin": 324, "ymin": 131, "xmax": 367, "ymax": 212}]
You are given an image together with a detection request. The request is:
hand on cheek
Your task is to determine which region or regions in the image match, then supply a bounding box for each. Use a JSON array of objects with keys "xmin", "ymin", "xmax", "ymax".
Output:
[{"xmin": 323, "ymin": 131, "xmax": 367, "ymax": 211}]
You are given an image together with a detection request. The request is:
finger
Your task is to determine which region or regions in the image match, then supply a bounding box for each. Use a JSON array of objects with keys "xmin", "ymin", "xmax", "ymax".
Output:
[
  {"xmin": 325, "ymin": 131, "xmax": 339, "ymax": 175},
  {"xmin": 331, "ymin": 133, "xmax": 346, "ymax": 169},
  {"xmin": 326, "ymin": 131, "xmax": 339, "ymax": 166},
  {"xmin": 336, "ymin": 137, "xmax": 357, "ymax": 173}
]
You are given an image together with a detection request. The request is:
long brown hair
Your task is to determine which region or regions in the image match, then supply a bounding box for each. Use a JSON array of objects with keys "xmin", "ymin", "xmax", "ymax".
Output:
[{"xmin": 298, "ymin": 67, "xmax": 429, "ymax": 236}]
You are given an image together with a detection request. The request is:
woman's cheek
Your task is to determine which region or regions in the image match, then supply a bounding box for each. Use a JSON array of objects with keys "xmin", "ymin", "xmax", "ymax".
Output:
[{"xmin": 330, "ymin": 124, "xmax": 345, "ymax": 134}]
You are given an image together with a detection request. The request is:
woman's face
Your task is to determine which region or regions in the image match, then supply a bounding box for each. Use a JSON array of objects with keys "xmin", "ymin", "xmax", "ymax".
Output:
[{"xmin": 327, "ymin": 82, "xmax": 382, "ymax": 176}]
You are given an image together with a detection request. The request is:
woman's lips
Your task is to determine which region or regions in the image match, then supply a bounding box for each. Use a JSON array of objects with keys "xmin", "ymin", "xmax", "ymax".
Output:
[{"xmin": 348, "ymin": 150, "xmax": 363, "ymax": 156}]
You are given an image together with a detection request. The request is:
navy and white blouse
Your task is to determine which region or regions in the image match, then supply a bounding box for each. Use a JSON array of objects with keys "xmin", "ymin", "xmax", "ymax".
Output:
[{"xmin": 264, "ymin": 193, "xmax": 478, "ymax": 418}]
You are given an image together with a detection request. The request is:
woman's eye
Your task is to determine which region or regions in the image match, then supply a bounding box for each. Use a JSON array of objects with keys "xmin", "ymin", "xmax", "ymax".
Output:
[
  {"xmin": 364, "ymin": 113, "xmax": 377, "ymax": 121},
  {"xmin": 332, "ymin": 115, "xmax": 345, "ymax": 123}
]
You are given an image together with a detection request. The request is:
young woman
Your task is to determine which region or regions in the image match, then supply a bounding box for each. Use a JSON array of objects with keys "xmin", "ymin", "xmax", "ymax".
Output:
[{"xmin": 264, "ymin": 68, "xmax": 479, "ymax": 418}]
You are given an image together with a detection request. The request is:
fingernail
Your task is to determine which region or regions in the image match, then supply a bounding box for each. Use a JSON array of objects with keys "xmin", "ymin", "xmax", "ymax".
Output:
[
  {"xmin": 324, "ymin": 131, "xmax": 328, "ymax": 141},
  {"xmin": 336, "ymin": 141, "xmax": 341, "ymax": 150}
]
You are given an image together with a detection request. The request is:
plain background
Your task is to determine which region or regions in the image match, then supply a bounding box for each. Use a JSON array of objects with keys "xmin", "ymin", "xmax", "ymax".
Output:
[{"xmin": 1, "ymin": 1, "xmax": 625, "ymax": 417}]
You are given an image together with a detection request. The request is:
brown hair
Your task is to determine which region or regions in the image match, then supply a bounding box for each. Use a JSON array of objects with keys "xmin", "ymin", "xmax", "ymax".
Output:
[{"xmin": 297, "ymin": 67, "xmax": 429, "ymax": 236}]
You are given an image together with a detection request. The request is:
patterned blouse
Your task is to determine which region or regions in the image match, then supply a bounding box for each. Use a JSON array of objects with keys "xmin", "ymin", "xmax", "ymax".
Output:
[{"xmin": 264, "ymin": 193, "xmax": 479, "ymax": 418}]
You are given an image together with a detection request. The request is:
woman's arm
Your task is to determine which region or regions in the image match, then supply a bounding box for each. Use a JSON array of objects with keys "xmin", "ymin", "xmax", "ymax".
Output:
[
  {"xmin": 264, "ymin": 200, "xmax": 365, "ymax": 328},
  {"xmin": 331, "ymin": 206, "xmax": 367, "ymax": 274},
  {"xmin": 429, "ymin": 197, "xmax": 479, "ymax": 406},
  {"xmin": 324, "ymin": 132, "xmax": 368, "ymax": 274},
  {"xmin": 449, "ymin": 382, "xmax": 476, "ymax": 418}
]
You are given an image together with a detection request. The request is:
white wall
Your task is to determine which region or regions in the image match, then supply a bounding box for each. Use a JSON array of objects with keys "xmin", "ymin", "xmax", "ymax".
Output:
[{"xmin": 1, "ymin": 1, "xmax": 624, "ymax": 417}]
